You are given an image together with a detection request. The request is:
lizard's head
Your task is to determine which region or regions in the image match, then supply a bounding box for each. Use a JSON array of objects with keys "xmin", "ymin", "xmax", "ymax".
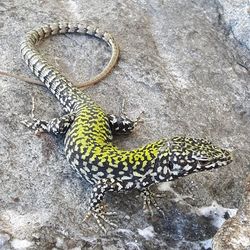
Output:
[{"xmin": 161, "ymin": 136, "xmax": 233, "ymax": 179}]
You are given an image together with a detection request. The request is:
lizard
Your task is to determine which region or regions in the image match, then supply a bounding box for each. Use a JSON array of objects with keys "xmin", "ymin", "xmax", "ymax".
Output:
[{"xmin": 21, "ymin": 22, "xmax": 233, "ymax": 232}]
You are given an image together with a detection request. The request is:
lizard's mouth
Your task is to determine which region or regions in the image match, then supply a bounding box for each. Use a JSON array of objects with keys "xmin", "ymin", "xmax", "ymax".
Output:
[
  {"xmin": 197, "ymin": 160, "xmax": 216, "ymax": 170},
  {"xmin": 198, "ymin": 160, "xmax": 212, "ymax": 167},
  {"xmin": 197, "ymin": 155, "xmax": 232, "ymax": 170}
]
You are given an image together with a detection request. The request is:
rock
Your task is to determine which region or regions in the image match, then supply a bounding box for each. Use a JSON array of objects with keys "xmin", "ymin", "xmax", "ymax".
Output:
[
  {"xmin": 0, "ymin": 0, "xmax": 249, "ymax": 249},
  {"xmin": 213, "ymin": 174, "xmax": 250, "ymax": 250},
  {"xmin": 217, "ymin": 0, "xmax": 250, "ymax": 50},
  {"xmin": 0, "ymin": 233, "xmax": 11, "ymax": 248}
]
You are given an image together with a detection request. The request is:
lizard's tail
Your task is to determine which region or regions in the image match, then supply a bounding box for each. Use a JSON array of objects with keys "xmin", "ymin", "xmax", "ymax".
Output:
[{"xmin": 20, "ymin": 22, "xmax": 119, "ymax": 110}]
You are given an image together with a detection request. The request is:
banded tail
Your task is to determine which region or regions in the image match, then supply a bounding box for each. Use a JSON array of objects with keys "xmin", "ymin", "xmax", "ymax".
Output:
[{"xmin": 20, "ymin": 22, "xmax": 119, "ymax": 111}]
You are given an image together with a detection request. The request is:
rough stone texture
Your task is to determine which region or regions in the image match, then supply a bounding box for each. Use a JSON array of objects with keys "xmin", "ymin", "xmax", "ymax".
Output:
[
  {"xmin": 213, "ymin": 174, "xmax": 250, "ymax": 250},
  {"xmin": 216, "ymin": 0, "xmax": 250, "ymax": 51},
  {"xmin": 0, "ymin": 0, "xmax": 249, "ymax": 249}
]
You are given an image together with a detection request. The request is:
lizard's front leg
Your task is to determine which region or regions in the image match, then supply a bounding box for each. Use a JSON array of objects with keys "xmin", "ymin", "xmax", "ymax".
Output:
[
  {"xmin": 107, "ymin": 114, "xmax": 136, "ymax": 134},
  {"xmin": 22, "ymin": 113, "xmax": 76, "ymax": 135}
]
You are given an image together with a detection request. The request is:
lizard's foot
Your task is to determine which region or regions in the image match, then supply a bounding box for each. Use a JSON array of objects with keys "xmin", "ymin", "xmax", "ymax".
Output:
[
  {"xmin": 107, "ymin": 111, "xmax": 144, "ymax": 135},
  {"xmin": 108, "ymin": 99, "xmax": 144, "ymax": 135},
  {"xmin": 83, "ymin": 204, "xmax": 117, "ymax": 233},
  {"xmin": 21, "ymin": 118, "xmax": 46, "ymax": 135},
  {"xmin": 142, "ymin": 189, "xmax": 165, "ymax": 217},
  {"xmin": 121, "ymin": 99, "xmax": 144, "ymax": 128}
]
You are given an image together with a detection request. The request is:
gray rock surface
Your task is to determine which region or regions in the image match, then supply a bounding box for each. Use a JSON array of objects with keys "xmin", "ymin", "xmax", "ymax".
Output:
[
  {"xmin": 213, "ymin": 174, "xmax": 250, "ymax": 250},
  {"xmin": 0, "ymin": 0, "xmax": 249, "ymax": 249},
  {"xmin": 216, "ymin": 0, "xmax": 250, "ymax": 51}
]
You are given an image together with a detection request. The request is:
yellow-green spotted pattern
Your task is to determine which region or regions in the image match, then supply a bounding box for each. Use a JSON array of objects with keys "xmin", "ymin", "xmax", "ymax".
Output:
[{"xmin": 21, "ymin": 22, "xmax": 233, "ymax": 217}]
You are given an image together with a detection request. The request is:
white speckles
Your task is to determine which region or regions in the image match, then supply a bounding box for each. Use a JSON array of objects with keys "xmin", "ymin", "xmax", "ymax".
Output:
[
  {"xmin": 173, "ymin": 156, "xmax": 178, "ymax": 162},
  {"xmin": 110, "ymin": 115, "xmax": 117, "ymax": 124},
  {"xmin": 196, "ymin": 164, "xmax": 201, "ymax": 169},
  {"xmin": 20, "ymin": 44, "xmax": 28, "ymax": 54},
  {"xmin": 125, "ymin": 182, "xmax": 134, "ymax": 189},
  {"xmin": 119, "ymin": 171, "xmax": 125, "ymax": 175},
  {"xmin": 97, "ymin": 161, "xmax": 104, "ymax": 167},
  {"xmin": 106, "ymin": 168, "xmax": 113, "ymax": 174},
  {"xmin": 157, "ymin": 166, "xmax": 162, "ymax": 173},
  {"xmin": 172, "ymin": 163, "xmax": 181, "ymax": 171},
  {"xmin": 65, "ymin": 153, "xmax": 70, "ymax": 161},
  {"xmin": 34, "ymin": 63, "xmax": 46, "ymax": 77},
  {"xmin": 51, "ymin": 80, "xmax": 61, "ymax": 91},
  {"xmin": 97, "ymin": 171, "xmax": 105, "ymax": 177},
  {"xmin": 91, "ymin": 165, "xmax": 99, "ymax": 172},
  {"xmin": 57, "ymin": 84, "xmax": 67, "ymax": 93},
  {"xmin": 123, "ymin": 166, "xmax": 128, "ymax": 171},
  {"xmin": 72, "ymin": 158, "xmax": 79, "ymax": 166},
  {"xmin": 159, "ymin": 175, "xmax": 165, "ymax": 180},
  {"xmin": 169, "ymin": 163, "xmax": 182, "ymax": 176},
  {"xmin": 117, "ymin": 182, "xmax": 123, "ymax": 191},
  {"xmin": 85, "ymin": 167, "xmax": 90, "ymax": 173},
  {"xmin": 121, "ymin": 175, "xmax": 132, "ymax": 181},
  {"xmin": 138, "ymin": 226, "xmax": 155, "ymax": 240},
  {"xmin": 22, "ymin": 48, "xmax": 32, "ymax": 59},
  {"xmin": 66, "ymin": 149, "xmax": 73, "ymax": 159},
  {"xmin": 133, "ymin": 172, "xmax": 143, "ymax": 178},
  {"xmin": 107, "ymin": 173, "xmax": 114, "ymax": 179},
  {"xmin": 11, "ymin": 239, "xmax": 33, "ymax": 249},
  {"xmin": 150, "ymin": 172, "xmax": 158, "ymax": 177},
  {"xmin": 97, "ymin": 194, "xmax": 103, "ymax": 200},
  {"xmin": 163, "ymin": 166, "xmax": 169, "ymax": 175},
  {"xmin": 79, "ymin": 168, "xmax": 86, "ymax": 175},
  {"xmin": 171, "ymin": 171, "xmax": 180, "ymax": 176},
  {"xmin": 39, "ymin": 67, "xmax": 52, "ymax": 81},
  {"xmin": 80, "ymin": 161, "xmax": 87, "ymax": 167},
  {"xmin": 183, "ymin": 165, "xmax": 193, "ymax": 171},
  {"xmin": 122, "ymin": 120, "xmax": 131, "ymax": 125},
  {"xmin": 29, "ymin": 55, "xmax": 40, "ymax": 66},
  {"xmin": 205, "ymin": 164, "xmax": 215, "ymax": 169},
  {"xmin": 100, "ymin": 186, "xmax": 106, "ymax": 193},
  {"xmin": 135, "ymin": 181, "xmax": 142, "ymax": 189}
]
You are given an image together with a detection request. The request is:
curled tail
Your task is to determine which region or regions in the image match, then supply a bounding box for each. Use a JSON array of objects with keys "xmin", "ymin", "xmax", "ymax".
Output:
[{"xmin": 20, "ymin": 22, "xmax": 119, "ymax": 110}]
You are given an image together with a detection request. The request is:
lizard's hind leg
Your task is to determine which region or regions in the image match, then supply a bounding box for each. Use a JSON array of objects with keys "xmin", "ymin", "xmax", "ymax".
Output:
[
  {"xmin": 83, "ymin": 179, "xmax": 121, "ymax": 233},
  {"xmin": 141, "ymin": 188, "xmax": 165, "ymax": 217},
  {"xmin": 22, "ymin": 113, "xmax": 76, "ymax": 135}
]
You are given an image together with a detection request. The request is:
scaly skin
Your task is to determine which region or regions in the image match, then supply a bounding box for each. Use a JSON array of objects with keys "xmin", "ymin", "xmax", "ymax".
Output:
[{"xmin": 21, "ymin": 22, "xmax": 233, "ymax": 232}]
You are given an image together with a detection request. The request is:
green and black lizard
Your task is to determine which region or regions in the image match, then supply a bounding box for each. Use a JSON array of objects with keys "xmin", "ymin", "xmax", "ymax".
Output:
[{"xmin": 21, "ymin": 22, "xmax": 233, "ymax": 232}]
